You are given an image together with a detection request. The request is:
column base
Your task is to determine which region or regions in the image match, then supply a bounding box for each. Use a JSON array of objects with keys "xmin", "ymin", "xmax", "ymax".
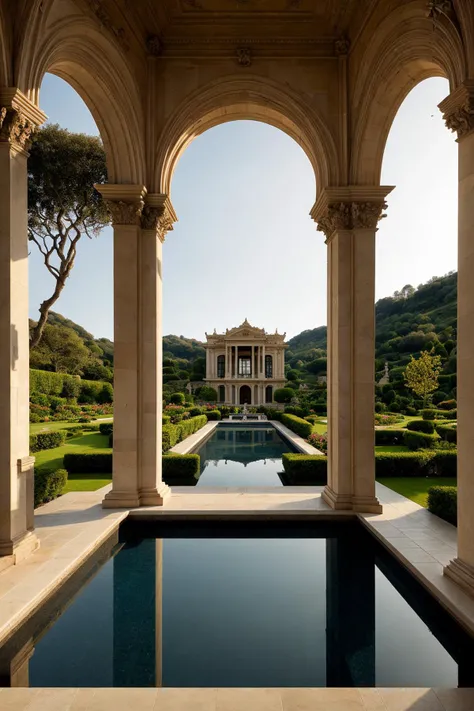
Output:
[
  {"xmin": 322, "ymin": 486, "xmax": 353, "ymax": 511},
  {"xmin": 0, "ymin": 530, "xmax": 39, "ymax": 571},
  {"xmin": 139, "ymin": 483, "xmax": 171, "ymax": 507},
  {"xmin": 444, "ymin": 557, "xmax": 474, "ymax": 598},
  {"xmin": 352, "ymin": 495, "xmax": 383, "ymax": 515},
  {"xmin": 102, "ymin": 490, "xmax": 141, "ymax": 508}
]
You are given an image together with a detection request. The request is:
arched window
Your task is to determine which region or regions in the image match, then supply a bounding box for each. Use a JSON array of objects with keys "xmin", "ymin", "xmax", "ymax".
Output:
[
  {"xmin": 265, "ymin": 385, "xmax": 273, "ymax": 403},
  {"xmin": 217, "ymin": 354, "xmax": 225, "ymax": 378},
  {"xmin": 265, "ymin": 355, "xmax": 273, "ymax": 378},
  {"xmin": 218, "ymin": 385, "xmax": 226, "ymax": 403}
]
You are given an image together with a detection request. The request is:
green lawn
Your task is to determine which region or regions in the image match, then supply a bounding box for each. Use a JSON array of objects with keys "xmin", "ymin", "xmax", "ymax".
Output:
[
  {"xmin": 35, "ymin": 431, "xmax": 111, "ymax": 488},
  {"xmin": 64, "ymin": 474, "xmax": 112, "ymax": 493},
  {"xmin": 311, "ymin": 418, "xmax": 328, "ymax": 435},
  {"xmin": 378, "ymin": 477, "xmax": 456, "ymax": 507},
  {"xmin": 375, "ymin": 445, "xmax": 410, "ymax": 453},
  {"xmin": 30, "ymin": 417, "xmax": 113, "ymax": 435}
]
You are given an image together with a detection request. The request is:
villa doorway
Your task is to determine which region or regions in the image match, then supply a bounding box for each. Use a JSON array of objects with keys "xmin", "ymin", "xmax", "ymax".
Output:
[{"xmin": 240, "ymin": 385, "xmax": 252, "ymax": 405}]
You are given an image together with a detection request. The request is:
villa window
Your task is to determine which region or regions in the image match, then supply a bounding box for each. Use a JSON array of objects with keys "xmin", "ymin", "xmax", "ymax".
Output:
[
  {"xmin": 219, "ymin": 385, "xmax": 225, "ymax": 403},
  {"xmin": 265, "ymin": 355, "xmax": 273, "ymax": 378},
  {"xmin": 265, "ymin": 385, "xmax": 273, "ymax": 403},
  {"xmin": 239, "ymin": 358, "xmax": 251, "ymax": 376},
  {"xmin": 217, "ymin": 355, "xmax": 225, "ymax": 378}
]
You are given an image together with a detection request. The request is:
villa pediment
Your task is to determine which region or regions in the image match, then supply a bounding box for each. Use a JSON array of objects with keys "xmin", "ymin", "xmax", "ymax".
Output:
[{"xmin": 226, "ymin": 319, "xmax": 265, "ymax": 338}]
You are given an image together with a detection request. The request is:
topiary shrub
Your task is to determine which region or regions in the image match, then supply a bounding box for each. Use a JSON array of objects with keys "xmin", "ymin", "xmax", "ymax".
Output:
[
  {"xmin": 206, "ymin": 410, "xmax": 221, "ymax": 421},
  {"xmin": 443, "ymin": 408, "xmax": 457, "ymax": 420},
  {"xmin": 162, "ymin": 414, "xmax": 208, "ymax": 453},
  {"xmin": 435, "ymin": 423, "xmax": 457, "ymax": 444},
  {"xmin": 282, "ymin": 453, "xmax": 327, "ymax": 484},
  {"xmin": 189, "ymin": 406, "xmax": 203, "ymax": 417},
  {"xmin": 29, "ymin": 430, "xmax": 67, "ymax": 453},
  {"xmin": 63, "ymin": 452, "xmax": 112, "ymax": 474},
  {"xmin": 97, "ymin": 383, "xmax": 114, "ymax": 404},
  {"xmin": 422, "ymin": 409, "xmax": 437, "ymax": 420},
  {"xmin": 375, "ymin": 429, "xmax": 406, "ymax": 446},
  {"xmin": 170, "ymin": 392, "xmax": 186, "ymax": 405},
  {"xmin": 274, "ymin": 387, "xmax": 296, "ymax": 404},
  {"xmin": 34, "ymin": 468, "xmax": 68, "ymax": 507},
  {"xmin": 403, "ymin": 430, "xmax": 438, "ymax": 450},
  {"xmin": 406, "ymin": 419, "xmax": 435, "ymax": 434},
  {"xmin": 195, "ymin": 385, "xmax": 218, "ymax": 402},
  {"xmin": 375, "ymin": 450, "xmax": 456, "ymax": 477},
  {"xmin": 162, "ymin": 453, "xmax": 200, "ymax": 481},
  {"xmin": 280, "ymin": 413, "xmax": 313, "ymax": 439},
  {"xmin": 99, "ymin": 422, "xmax": 114, "ymax": 436},
  {"xmin": 162, "ymin": 415, "xmax": 171, "ymax": 425},
  {"xmin": 428, "ymin": 486, "xmax": 457, "ymax": 525},
  {"xmin": 61, "ymin": 376, "xmax": 82, "ymax": 400},
  {"xmin": 438, "ymin": 399, "xmax": 457, "ymax": 411}
]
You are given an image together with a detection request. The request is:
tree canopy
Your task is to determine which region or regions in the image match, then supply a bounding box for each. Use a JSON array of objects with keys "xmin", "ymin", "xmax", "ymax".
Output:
[{"xmin": 28, "ymin": 124, "xmax": 109, "ymax": 347}]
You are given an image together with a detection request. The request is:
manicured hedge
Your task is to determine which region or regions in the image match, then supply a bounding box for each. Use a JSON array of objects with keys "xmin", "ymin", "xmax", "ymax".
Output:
[
  {"xmin": 29, "ymin": 430, "xmax": 67, "ymax": 453},
  {"xmin": 282, "ymin": 453, "xmax": 328, "ymax": 484},
  {"xmin": 30, "ymin": 368, "xmax": 111, "ymax": 404},
  {"xmin": 428, "ymin": 486, "xmax": 457, "ymax": 525},
  {"xmin": 403, "ymin": 430, "xmax": 438, "ymax": 450},
  {"xmin": 206, "ymin": 410, "xmax": 221, "ymax": 421},
  {"xmin": 280, "ymin": 413, "xmax": 313, "ymax": 439},
  {"xmin": 162, "ymin": 454, "xmax": 200, "ymax": 480},
  {"xmin": 282, "ymin": 450, "xmax": 457, "ymax": 485},
  {"xmin": 422, "ymin": 409, "xmax": 437, "ymax": 420},
  {"xmin": 34, "ymin": 468, "xmax": 68, "ymax": 507},
  {"xmin": 375, "ymin": 450, "xmax": 456, "ymax": 478},
  {"xmin": 63, "ymin": 452, "xmax": 112, "ymax": 474},
  {"xmin": 162, "ymin": 415, "xmax": 171, "ymax": 425},
  {"xmin": 436, "ymin": 423, "xmax": 457, "ymax": 444},
  {"xmin": 162, "ymin": 414, "xmax": 208, "ymax": 453},
  {"xmin": 99, "ymin": 422, "xmax": 114, "ymax": 436},
  {"xmin": 406, "ymin": 419, "xmax": 435, "ymax": 434},
  {"xmin": 375, "ymin": 429, "xmax": 406, "ymax": 446}
]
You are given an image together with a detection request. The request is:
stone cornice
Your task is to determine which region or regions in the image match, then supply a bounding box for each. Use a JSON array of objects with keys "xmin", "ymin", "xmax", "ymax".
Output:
[
  {"xmin": 0, "ymin": 89, "xmax": 47, "ymax": 154},
  {"xmin": 310, "ymin": 186, "xmax": 394, "ymax": 241},
  {"xmin": 141, "ymin": 193, "xmax": 177, "ymax": 242},
  {"xmin": 439, "ymin": 81, "xmax": 474, "ymax": 140},
  {"xmin": 94, "ymin": 184, "xmax": 147, "ymax": 226}
]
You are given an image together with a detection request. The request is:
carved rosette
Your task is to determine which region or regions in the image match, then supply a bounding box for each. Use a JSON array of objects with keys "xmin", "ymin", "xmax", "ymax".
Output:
[
  {"xmin": 335, "ymin": 36, "xmax": 350, "ymax": 56},
  {"xmin": 0, "ymin": 107, "xmax": 35, "ymax": 151},
  {"xmin": 316, "ymin": 201, "xmax": 388, "ymax": 240},
  {"xmin": 105, "ymin": 199, "xmax": 143, "ymax": 226},
  {"xmin": 141, "ymin": 205, "xmax": 175, "ymax": 242}
]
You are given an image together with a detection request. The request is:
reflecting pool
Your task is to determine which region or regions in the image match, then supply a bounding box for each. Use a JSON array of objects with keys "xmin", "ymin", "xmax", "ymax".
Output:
[{"xmin": 2, "ymin": 521, "xmax": 473, "ymax": 688}]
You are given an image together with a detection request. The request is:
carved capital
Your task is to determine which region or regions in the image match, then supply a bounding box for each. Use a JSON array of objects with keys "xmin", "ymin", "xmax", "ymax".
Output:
[
  {"xmin": 236, "ymin": 47, "xmax": 252, "ymax": 67},
  {"xmin": 439, "ymin": 82, "xmax": 474, "ymax": 140},
  {"xmin": 105, "ymin": 199, "xmax": 144, "ymax": 226},
  {"xmin": 147, "ymin": 35, "xmax": 163, "ymax": 56},
  {"xmin": 426, "ymin": 0, "xmax": 453, "ymax": 19},
  {"xmin": 335, "ymin": 36, "xmax": 350, "ymax": 56},
  {"xmin": 0, "ymin": 107, "xmax": 35, "ymax": 151},
  {"xmin": 316, "ymin": 200, "xmax": 387, "ymax": 240},
  {"xmin": 141, "ymin": 195, "xmax": 177, "ymax": 241}
]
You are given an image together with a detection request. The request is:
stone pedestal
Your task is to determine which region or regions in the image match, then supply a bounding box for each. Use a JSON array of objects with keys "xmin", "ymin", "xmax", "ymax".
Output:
[
  {"xmin": 0, "ymin": 90, "xmax": 45, "ymax": 565},
  {"xmin": 440, "ymin": 84, "xmax": 474, "ymax": 595},
  {"xmin": 312, "ymin": 187, "xmax": 393, "ymax": 514}
]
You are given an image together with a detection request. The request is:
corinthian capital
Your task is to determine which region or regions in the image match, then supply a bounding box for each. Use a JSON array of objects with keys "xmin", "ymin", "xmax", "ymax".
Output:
[
  {"xmin": 439, "ymin": 81, "xmax": 474, "ymax": 140},
  {"xmin": 0, "ymin": 108, "xmax": 35, "ymax": 150},
  {"xmin": 94, "ymin": 184, "xmax": 147, "ymax": 226},
  {"xmin": 311, "ymin": 187, "xmax": 393, "ymax": 241},
  {"xmin": 141, "ymin": 194, "xmax": 177, "ymax": 242}
]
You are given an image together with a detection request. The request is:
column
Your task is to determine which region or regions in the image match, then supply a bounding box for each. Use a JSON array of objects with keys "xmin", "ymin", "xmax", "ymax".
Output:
[
  {"xmin": 138, "ymin": 194, "xmax": 175, "ymax": 505},
  {"xmin": 0, "ymin": 90, "xmax": 45, "ymax": 565},
  {"xmin": 205, "ymin": 348, "xmax": 210, "ymax": 380},
  {"xmin": 262, "ymin": 344, "xmax": 266, "ymax": 378},
  {"xmin": 440, "ymin": 84, "xmax": 474, "ymax": 595},
  {"xmin": 234, "ymin": 346, "xmax": 238, "ymax": 378},
  {"xmin": 312, "ymin": 187, "xmax": 392, "ymax": 514}
]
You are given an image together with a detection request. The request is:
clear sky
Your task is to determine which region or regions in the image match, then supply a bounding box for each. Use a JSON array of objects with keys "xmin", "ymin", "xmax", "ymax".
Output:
[{"xmin": 30, "ymin": 74, "xmax": 457, "ymax": 341}]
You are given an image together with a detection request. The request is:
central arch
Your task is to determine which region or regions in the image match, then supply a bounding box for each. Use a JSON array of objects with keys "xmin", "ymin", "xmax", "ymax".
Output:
[
  {"xmin": 155, "ymin": 75, "xmax": 340, "ymax": 198},
  {"xmin": 240, "ymin": 385, "xmax": 252, "ymax": 406}
]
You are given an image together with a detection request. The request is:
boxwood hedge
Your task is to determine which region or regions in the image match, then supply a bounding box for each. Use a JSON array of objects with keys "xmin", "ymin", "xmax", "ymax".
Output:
[
  {"xmin": 375, "ymin": 429, "xmax": 406, "ymax": 446},
  {"xmin": 162, "ymin": 414, "xmax": 208, "ymax": 452},
  {"xmin": 34, "ymin": 468, "xmax": 68, "ymax": 507},
  {"xmin": 280, "ymin": 413, "xmax": 313, "ymax": 439},
  {"xmin": 281, "ymin": 453, "xmax": 327, "ymax": 484},
  {"xmin": 162, "ymin": 454, "xmax": 200, "ymax": 480},
  {"xmin": 403, "ymin": 430, "xmax": 438, "ymax": 450},
  {"xmin": 427, "ymin": 486, "xmax": 457, "ymax": 525},
  {"xmin": 406, "ymin": 419, "xmax": 435, "ymax": 434},
  {"xmin": 29, "ymin": 430, "xmax": 67, "ymax": 453}
]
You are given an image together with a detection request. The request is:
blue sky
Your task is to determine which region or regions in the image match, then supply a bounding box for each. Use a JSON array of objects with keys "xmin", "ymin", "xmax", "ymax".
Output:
[{"xmin": 30, "ymin": 75, "xmax": 457, "ymax": 341}]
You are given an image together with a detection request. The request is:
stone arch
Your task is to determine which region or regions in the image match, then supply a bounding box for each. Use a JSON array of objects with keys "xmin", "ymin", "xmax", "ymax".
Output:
[
  {"xmin": 16, "ymin": 8, "xmax": 145, "ymax": 185},
  {"xmin": 155, "ymin": 75, "xmax": 340, "ymax": 199},
  {"xmin": 239, "ymin": 384, "xmax": 252, "ymax": 406},
  {"xmin": 351, "ymin": 5, "xmax": 466, "ymax": 185}
]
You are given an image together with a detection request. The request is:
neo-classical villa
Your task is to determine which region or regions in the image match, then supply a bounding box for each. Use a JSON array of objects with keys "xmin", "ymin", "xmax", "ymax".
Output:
[{"xmin": 204, "ymin": 320, "xmax": 287, "ymax": 405}]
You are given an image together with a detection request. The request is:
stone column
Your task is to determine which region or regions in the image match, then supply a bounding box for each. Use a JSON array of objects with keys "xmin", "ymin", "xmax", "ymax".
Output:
[
  {"xmin": 312, "ymin": 187, "xmax": 393, "ymax": 514},
  {"xmin": 262, "ymin": 344, "xmax": 266, "ymax": 379},
  {"xmin": 0, "ymin": 90, "xmax": 45, "ymax": 565},
  {"xmin": 205, "ymin": 348, "xmax": 210, "ymax": 380},
  {"xmin": 234, "ymin": 346, "xmax": 238, "ymax": 378},
  {"xmin": 138, "ymin": 194, "xmax": 175, "ymax": 505},
  {"xmin": 440, "ymin": 84, "xmax": 474, "ymax": 595}
]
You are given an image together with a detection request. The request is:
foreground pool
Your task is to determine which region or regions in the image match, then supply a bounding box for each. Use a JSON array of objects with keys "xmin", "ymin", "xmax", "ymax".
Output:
[{"xmin": 1, "ymin": 521, "xmax": 473, "ymax": 688}]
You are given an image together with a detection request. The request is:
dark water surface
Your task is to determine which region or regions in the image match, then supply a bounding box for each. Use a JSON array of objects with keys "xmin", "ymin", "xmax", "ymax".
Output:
[
  {"xmin": 2, "ymin": 521, "xmax": 473, "ymax": 689},
  {"xmin": 195, "ymin": 426, "xmax": 293, "ymax": 487}
]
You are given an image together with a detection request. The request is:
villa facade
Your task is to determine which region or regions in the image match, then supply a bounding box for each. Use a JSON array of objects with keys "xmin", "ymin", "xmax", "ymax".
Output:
[{"xmin": 204, "ymin": 320, "xmax": 287, "ymax": 405}]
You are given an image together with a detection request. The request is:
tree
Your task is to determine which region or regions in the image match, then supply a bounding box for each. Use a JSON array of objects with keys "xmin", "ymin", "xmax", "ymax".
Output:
[
  {"xmin": 30, "ymin": 324, "xmax": 91, "ymax": 374},
  {"xmin": 195, "ymin": 385, "xmax": 218, "ymax": 402},
  {"xmin": 274, "ymin": 387, "xmax": 295, "ymax": 404},
  {"xmin": 403, "ymin": 350, "xmax": 442, "ymax": 406},
  {"xmin": 28, "ymin": 124, "xmax": 109, "ymax": 348}
]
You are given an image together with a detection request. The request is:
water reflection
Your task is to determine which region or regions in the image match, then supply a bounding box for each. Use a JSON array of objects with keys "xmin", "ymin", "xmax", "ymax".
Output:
[{"xmin": 1, "ymin": 522, "xmax": 473, "ymax": 688}]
